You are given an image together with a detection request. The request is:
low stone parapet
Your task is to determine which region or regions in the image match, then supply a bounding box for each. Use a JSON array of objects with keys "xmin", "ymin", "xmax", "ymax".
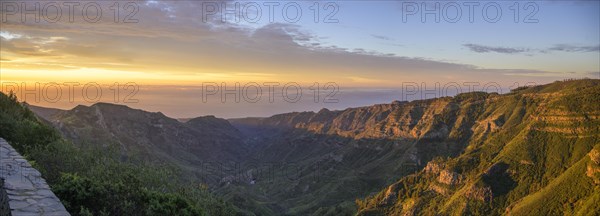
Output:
[{"xmin": 0, "ymin": 138, "xmax": 70, "ymax": 216}]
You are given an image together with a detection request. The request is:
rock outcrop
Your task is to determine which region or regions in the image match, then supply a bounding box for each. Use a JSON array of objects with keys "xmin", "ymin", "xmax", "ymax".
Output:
[
  {"xmin": 586, "ymin": 148, "xmax": 600, "ymax": 184},
  {"xmin": 380, "ymin": 184, "xmax": 398, "ymax": 206},
  {"xmin": 424, "ymin": 161, "xmax": 443, "ymax": 174},
  {"xmin": 465, "ymin": 185, "xmax": 493, "ymax": 202},
  {"xmin": 438, "ymin": 170, "xmax": 461, "ymax": 186},
  {"xmin": 589, "ymin": 149, "xmax": 600, "ymax": 165}
]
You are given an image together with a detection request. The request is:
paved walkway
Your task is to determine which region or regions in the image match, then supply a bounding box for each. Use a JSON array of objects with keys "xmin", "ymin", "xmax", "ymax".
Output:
[{"xmin": 0, "ymin": 138, "xmax": 70, "ymax": 216}]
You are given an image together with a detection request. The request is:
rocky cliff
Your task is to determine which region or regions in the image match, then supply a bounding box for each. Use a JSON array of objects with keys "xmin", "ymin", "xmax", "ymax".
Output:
[
  {"xmin": 355, "ymin": 79, "xmax": 600, "ymax": 215},
  {"xmin": 227, "ymin": 79, "xmax": 600, "ymax": 215}
]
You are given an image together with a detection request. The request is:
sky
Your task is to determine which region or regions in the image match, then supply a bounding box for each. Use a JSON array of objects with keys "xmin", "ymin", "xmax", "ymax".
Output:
[{"xmin": 1, "ymin": 0, "xmax": 599, "ymax": 118}]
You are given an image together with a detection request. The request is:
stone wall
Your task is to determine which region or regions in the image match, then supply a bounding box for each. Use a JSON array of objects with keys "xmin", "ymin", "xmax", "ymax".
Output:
[
  {"xmin": 0, "ymin": 138, "xmax": 70, "ymax": 216},
  {"xmin": 1, "ymin": 178, "xmax": 11, "ymax": 216}
]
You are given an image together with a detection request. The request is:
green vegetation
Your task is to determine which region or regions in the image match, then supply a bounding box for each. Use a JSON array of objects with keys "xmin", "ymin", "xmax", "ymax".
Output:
[
  {"xmin": 3, "ymin": 79, "xmax": 599, "ymax": 215},
  {"xmin": 0, "ymin": 91, "xmax": 237, "ymax": 216},
  {"xmin": 356, "ymin": 79, "xmax": 600, "ymax": 215}
]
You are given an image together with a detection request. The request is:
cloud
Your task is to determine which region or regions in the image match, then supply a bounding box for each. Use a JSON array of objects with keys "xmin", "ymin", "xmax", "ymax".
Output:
[
  {"xmin": 497, "ymin": 69, "xmax": 582, "ymax": 77},
  {"xmin": 463, "ymin": 44, "xmax": 529, "ymax": 54},
  {"xmin": 0, "ymin": 1, "xmax": 591, "ymax": 87},
  {"xmin": 0, "ymin": 31, "xmax": 22, "ymax": 40},
  {"xmin": 371, "ymin": 34, "xmax": 393, "ymax": 41},
  {"xmin": 464, "ymin": 43, "xmax": 600, "ymax": 55},
  {"xmin": 0, "ymin": 36, "xmax": 56, "ymax": 57},
  {"xmin": 348, "ymin": 76, "xmax": 385, "ymax": 83},
  {"xmin": 547, "ymin": 44, "xmax": 600, "ymax": 52}
]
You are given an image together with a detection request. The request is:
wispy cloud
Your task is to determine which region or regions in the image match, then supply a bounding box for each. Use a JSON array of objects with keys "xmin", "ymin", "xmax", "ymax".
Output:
[
  {"xmin": 464, "ymin": 43, "xmax": 600, "ymax": 55},
  {"xmin": 547, "ymin": 44, "xmax": 600, "ymax": 52},
  {"xmin": 463, "ymin": 44, "xmax": 529, "ymax": 54},
  {"xmin": 371, "ymin": 34, "xmax": 393, "ymax": 41},
  {"xmin": 0, "ymin": 1, "xmax": 594, "ymax": 87}
]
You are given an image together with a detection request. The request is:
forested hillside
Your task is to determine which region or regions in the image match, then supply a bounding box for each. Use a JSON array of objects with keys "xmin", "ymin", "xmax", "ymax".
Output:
[{"xmin": 0, "ymin": 91, "xmax": 238, "ymax": 216}]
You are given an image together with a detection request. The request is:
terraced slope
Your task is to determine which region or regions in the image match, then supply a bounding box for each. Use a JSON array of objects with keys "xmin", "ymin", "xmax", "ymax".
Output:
[{"xmin": 355, "ymin": 79, "xmax": 600, "ymax": 215}]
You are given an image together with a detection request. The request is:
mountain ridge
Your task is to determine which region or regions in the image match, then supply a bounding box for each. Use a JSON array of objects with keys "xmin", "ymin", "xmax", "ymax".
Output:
[
  {"xmin": 29, "ymin": 101, "xmax": 251, "ymax": 186},
  {"xmin": 227, "ymin": 79, "xmax": 599, "ymax": 215},
  {"xmin": 25, "ymin": 79, "xmax": 600, "ymax": 215},
  {"xmin": 353, "ymin": 79, "xmax": 600, "ymax": 215}
]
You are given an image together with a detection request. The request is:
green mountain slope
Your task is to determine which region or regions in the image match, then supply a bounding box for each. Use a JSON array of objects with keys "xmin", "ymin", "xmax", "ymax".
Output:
[
  {"xmin": 31, "ymin": 103, "xmax": 251, "ymax": 185},
  {"xmin": 17, "ymin": 79, "xmax": 599, "ymax": 215},
  {"xmin": 509, "ymin": 145, "xmax": 599, "ymax": 215},
  {"xmin": 0, "ymin": 91, "xmax": 239, "ymax": 215},
  {"xmin": 228, "ymin": 92, "xmax": 502, "ymax": 215},
  {"xmin": 356, "ymin": 79, "xmax": 600, "ymax": 215}
]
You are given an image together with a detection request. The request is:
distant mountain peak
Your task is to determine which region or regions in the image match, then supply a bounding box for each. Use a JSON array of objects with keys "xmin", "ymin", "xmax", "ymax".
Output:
[
  {"xmin": 318, "ymin": 108, "xmax": 330, "ymax": 113},
  {"xmin": 90, "ymin": 102, "xmax": 132, "ymax": 109}
]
